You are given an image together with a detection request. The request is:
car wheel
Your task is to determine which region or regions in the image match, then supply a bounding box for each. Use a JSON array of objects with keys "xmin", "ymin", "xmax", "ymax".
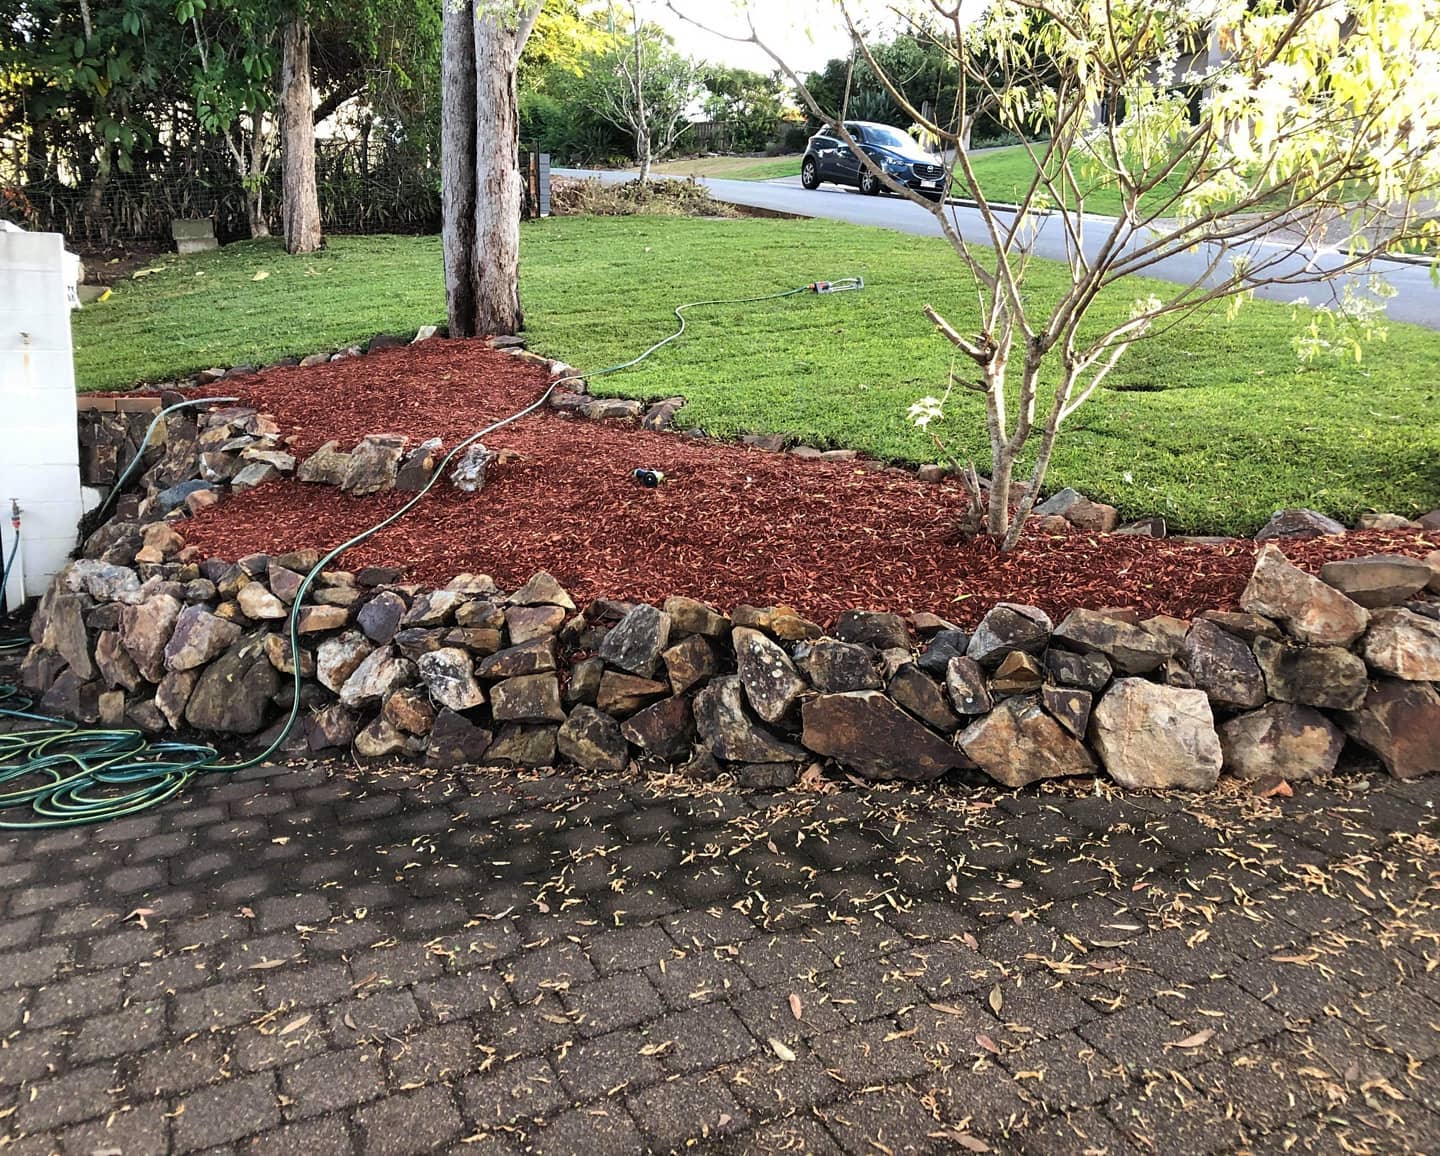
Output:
[
  {"xmin": 860, "ymin": 170, "xmax": 881, "ymax": 196},
  {"xmin": 801, "ymin": 158, "xmax": 820, "ymax": 190}
]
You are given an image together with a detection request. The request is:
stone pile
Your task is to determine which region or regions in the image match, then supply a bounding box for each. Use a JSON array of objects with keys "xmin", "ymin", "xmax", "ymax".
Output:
[{"xmin": 21, "ymin": 541, "xmax": 1440, "ymax": 789}]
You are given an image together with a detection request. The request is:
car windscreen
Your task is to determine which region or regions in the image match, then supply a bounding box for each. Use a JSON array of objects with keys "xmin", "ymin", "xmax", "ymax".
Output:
[{"xmin": 863, "ymin": 125, "xmax": 929, "ymax": 157}]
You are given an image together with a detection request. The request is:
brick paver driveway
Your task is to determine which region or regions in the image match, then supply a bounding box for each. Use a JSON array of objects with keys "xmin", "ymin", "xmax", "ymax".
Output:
[{"xmin": 1, "ymin": 754, "xmax": 1437, "ymax": 1155}]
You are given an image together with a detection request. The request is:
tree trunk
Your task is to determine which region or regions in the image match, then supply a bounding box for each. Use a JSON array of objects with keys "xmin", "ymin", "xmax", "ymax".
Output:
[
  {"xmin": 468, "ymin": 7, "xmax": 523, "ymax": 335},
  {"xmin": 245, "ymin": 110, "xmax": 270, "ymax": 238},
  {"xmin": 441, "ymin": 0, "xmax": 479, "ymax": 335},
  {"xmin": 636, "ymin": 129, "xmax": 651, "ymax": 180},
  {"xmin": 280, "ymin": 16, "xmax": 322, "ymax": 254}
]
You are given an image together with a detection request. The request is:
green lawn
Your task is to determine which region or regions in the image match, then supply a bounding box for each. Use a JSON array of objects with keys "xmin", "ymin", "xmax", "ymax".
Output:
[
  {"xmin": 964, "ymin": 144, "xmax": 1194, "ymax": 217},
  {"xmin": 73, "ymin": 221, "xmax": 1440, "ymax": 534},
  {"xmin": 649, "ymin": 155, "xmax": 802, "ymax": 181}
]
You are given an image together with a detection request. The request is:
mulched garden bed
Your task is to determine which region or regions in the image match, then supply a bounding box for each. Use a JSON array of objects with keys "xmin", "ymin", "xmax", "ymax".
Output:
[{"xmin": 180, "ymin": 339, "xmax": 1438, "ymax": 626}]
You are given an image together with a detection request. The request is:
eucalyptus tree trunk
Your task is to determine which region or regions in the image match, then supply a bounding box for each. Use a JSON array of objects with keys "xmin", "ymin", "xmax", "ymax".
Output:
[
  {"xmin": 441, "ymin": 1, "xmax": 533, "ymax": 337},
  {"xmin": 280, "ymin": 15, "xmax": 322, "ymax": 254},
  {"xmin": 244, "ymin": 110, "xmax": 270, "ymax": 239}
]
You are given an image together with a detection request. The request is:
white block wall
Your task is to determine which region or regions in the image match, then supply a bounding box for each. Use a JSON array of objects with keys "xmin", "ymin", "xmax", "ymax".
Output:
[{"xmin": 0, "ymin": 231, "xmax": 83, "ymax": 611}]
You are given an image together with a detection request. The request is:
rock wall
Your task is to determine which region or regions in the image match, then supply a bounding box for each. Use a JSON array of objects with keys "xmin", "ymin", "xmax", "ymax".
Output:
[{"xmin": 20, "ymin": 545, "xmax": 1440, "ymax": 788}]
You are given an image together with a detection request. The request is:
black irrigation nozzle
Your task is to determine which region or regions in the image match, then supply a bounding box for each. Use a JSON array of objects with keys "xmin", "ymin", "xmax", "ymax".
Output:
[{"xmin": 632, "ymin": 468, "xmax": 666, "ymax": 488}]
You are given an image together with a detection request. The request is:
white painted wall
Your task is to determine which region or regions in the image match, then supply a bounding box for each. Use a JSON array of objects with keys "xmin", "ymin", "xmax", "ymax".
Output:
[{"xmin": 0, "ymin": 231, "xmax": 83, "ymax": 612}]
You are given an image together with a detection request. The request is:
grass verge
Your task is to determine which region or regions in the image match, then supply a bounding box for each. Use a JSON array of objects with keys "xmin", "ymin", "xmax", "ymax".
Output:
[
  {"xmin": 73, "ymin": 220, "xmax": 1440, "ymax": 534},
  {"xmin": 649, "ymin": 155, "xmax": 803, "ymax": 181}
]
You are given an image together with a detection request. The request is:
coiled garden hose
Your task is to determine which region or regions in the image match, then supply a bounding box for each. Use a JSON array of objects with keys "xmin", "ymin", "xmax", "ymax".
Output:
[{"xmin": 0, "ymin": 278, "xmax": 863, "ymax": 828}]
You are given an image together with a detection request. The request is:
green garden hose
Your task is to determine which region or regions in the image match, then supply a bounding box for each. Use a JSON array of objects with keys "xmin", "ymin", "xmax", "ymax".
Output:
[{"xmin": 0, "ymin": 278, "xmax": 863, "ymax": 828}]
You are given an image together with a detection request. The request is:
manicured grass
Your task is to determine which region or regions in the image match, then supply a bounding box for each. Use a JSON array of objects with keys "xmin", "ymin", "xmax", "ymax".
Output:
[
  {"xmin": 649, "ymin": 155, "xmax": 802, "ymax": 181},
  {"xmin": 73, "ymin": 221, "xmax": 1440, "ymax": 534},
  {"xmin": 963, "ymin": 143, "xmax": 1192, "ymax": 218}
]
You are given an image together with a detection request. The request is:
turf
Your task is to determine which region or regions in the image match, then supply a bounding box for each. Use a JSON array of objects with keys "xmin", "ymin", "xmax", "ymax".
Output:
[
  {"xmin": 72, "ymin": 220, "xmax": 1440, "ymax": 535},
  {"xmin": 647, "ymin": 155, "xmax": 803, "ymax": 181},
  {"xmin": 962, "ymin": 144, "xmax": 1192, "ymax": 217}
]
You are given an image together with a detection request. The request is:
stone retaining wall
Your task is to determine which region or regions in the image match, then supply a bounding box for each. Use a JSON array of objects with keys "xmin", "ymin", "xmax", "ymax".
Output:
[{"xmin": 19, "ymin": 543, "xmax": 1440, "ymax": 788}]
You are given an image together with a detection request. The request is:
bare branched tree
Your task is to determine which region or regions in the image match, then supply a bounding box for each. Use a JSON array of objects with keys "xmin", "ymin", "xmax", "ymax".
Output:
[
  {"xmin": 597, "ymin": 3, "xmax": 703, "ymax": 179},
  {"xmin": 674, "ymin": 0, "xmax": 1440, "ymax": 549}
]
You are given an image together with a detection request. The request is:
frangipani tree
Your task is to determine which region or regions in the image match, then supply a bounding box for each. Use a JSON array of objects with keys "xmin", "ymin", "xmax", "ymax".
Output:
[{"xmin": 680, "ymin": 0, "xmax": 1440, "ymax": 548}]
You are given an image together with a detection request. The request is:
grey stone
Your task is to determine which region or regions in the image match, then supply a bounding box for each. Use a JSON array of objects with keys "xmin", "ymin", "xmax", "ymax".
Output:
[
  {"xmin": 401, "ymin": 591, "xmax": 464, "ymax": 628},
  {"xmin": 316, "ymin": 631, "xmax": 375, "ymax": 693},
  {"xmin": 354, "ymin": 718, "xmax": 412, "ymax": 759},
  {"xmin": 598, "ymin": 605, "xmax": 671, "ymax": 677},
  {"xmin": 796, "ymin": 638, "xmax": 881, "ymax": 693},
  {"xmin": 1240, "ymin": 544, "xmax": 1369, "ymax": 646},
  {"xmin": 1041, "ymin": 684, "xmax": 1092, "ymax": 739},
  {"xmin": 1253, "ymin": 636, "xmax": 1368, "ymax": 711},
  {"xmin": 889, "ymin": 664, "xmax": 960, "ymax": 731},
  {"xmin": 1359, "ymin": 608, "xmax": 1440, "ymax": 680},
  {"xmin": 966, "ymin": 603, "xmax": 1052, "ymax": 666},
  {"xmin": 1196, "ymin": 610, "xmax": 1282, "ymax": 643},
  {"xmin": 1043, "ymin": 648, "xmax": 1112, "ymax": 692},
  {"xmin": 65, "ymin": 559, "xmax": 141, "ymax": 602},
  {"xmin": 733, "ymin": 627, "xmax": 807, "ymax": 724},
  {"xmin": 308, "ymin": 704, "xmax": 359, "ymax": 751},
  {"xmin": 477, "ymin": 637, "xmax": 558, "ymax": 679},
  {"xmin": 1033, "ymin": 487, "xmax": 1120, "ymax": 532},
  {"xmin": 694, "ymin": 676, "xmax": 805, "ymax": 764},
  {"xmin": 1174, "ymin": 620, "xmax": 1267, "ymax": 709},
  {"xmin": 944, "ymin": 656, "xmax": 993, "ymax": 715},
  {"xmin": 959, "ymin": 694, "xmax": 1096, "ymax": 787},
  {"xmin": 1254, "ymin": 508, "xmax": 1346, "ymax": 541},
  {"xmin": 395, "ymin": 438, "xmax": 442, "ymax": 491},
  {"xmin": 95, "ymin": 630, "xmax": 142, "ymax": 692},
  {"xmin": 155, "ymin": 669, "xmax": 199, "ymax": 728},
  {"xmin": 509, "ymin": 571, "xmax": 576, "ymax": 610},
  {"xmin": 506, "ymin": 605, "xmax": 567, "ymax": 645},
  {"xmin": 1091, "ymin": 679, "xmax": 1222, "ymax": 791},
  {"xmin": 338, "ymin": 646, "xmax": 416, "ymax": 708},
  {"xmin": 1319, "ymin": 554, "xmax": 1434, "ymax": 608},
  {"xmin": 621, "ymin": 696, "xmax": 695, "ymax": 760},
  {"xmin": 834, "ymin": 610, "xmax": 909, "ymax": 651},
  {"xmin": 801, "ymin": 690, "xmax": 970, "ymax": 782},
  {"xmin": 917, "ymin": 629, "xmax": 970, "ymax": 679},
  {"xmin": 1051, "ymin": 609, "xmax": 1176, "ymax": 674},
  {"xmin": 229, "ymin": 461, "xmax": 278, "ymax": 491},
  {"xmin": 483, "ymin": 724, "xmax": 558, "ymax": 767},
  {"xmin": 155, "ymin": 479, "xmax": 213, "ymax": 513},
  {"xmin": 490, "ymin": 673, "xmax": 565, "ymax": 723},
  {"xmin": 557, "ymin": 706, "xmax": 630, "ymax": 771},
  {"xmin": 1219, "ymin": 703, "xmax": 1343, "ymax": 782},
  {"xmin": 417, "ymin": 647, "xmax": 486, "ymax": 711},
  {"xmin": 185, "ymin": 635, "xmax": 277, "ymax": 734},
  {"xmin": 164, "ymin": 605, "xmax": 243, "ymax": 672},
  {"xmin": 358, "ymin": 591, "xmax": 407, "ymax": 643},
  {"xmin": 342, "ymin": 434, "xmax": 406, "ymax": 496},
  {"xmin": 565, "ymin": 657, "xmax": 604, "ymax": 706},
  {"xmin": 425, "ymin": 709, "xmax": 493, "ymax": 768}
]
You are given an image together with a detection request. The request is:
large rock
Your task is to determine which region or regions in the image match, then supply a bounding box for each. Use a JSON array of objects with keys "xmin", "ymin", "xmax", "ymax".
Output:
[
  {"xmin": 1240, "ymin": 544, "xmax": 1369, "ymax": 647},
  {"xmin": 307, "ymin": 704, "xmax": 359, "ymax": 752},
  {"xmin": 796, "ymin": 638, "xmax": 880, "ymax": 693},
  {"xmin": 341, "ymin": 434, "xmax": 406, "ymax": 496},
  {"xmin": 185, "ymin": 634, "xmax": 277, "ymax": 734},
  {"xmin": 236, "ymin": 582, "xmax": 288, "ymax": 620},
  {"xmin": 483, "ymin": 724, "xmax": 558, "ymax": 767},
  {"xmin": 598, "ymin": 605, "xmax": 671, "ymax": 677},
  {"xmin": 477, "ymin": 637, "xmax": 557, "ymax": 679},
  {"xmin": 120, "ymin": 594, "xmax": 182, "ymax": 682},
  {"xmin": 662, "ymin": 596, "xmax": 730, "ymax": 638},
  {"xmin": 1033, "ymin": 487, "xmax": 1119, "ymax": 532},
  {"xmin": 1318, "ymin": 554, "xmax": 1434, "ymax": 609},
  {"xmin": 357, "ymin": 590, "xmax": 407, "ymax": 643},
  {"xmin": 354, "ymin": 718, "xmax": 411, "ymax": 759},
  {"xmin": 1173, "ymin": 620, "xmax": 1266, "ymax": 709},
  {"xmin": 417, "ymin": 647, "xmax": 486, "ymax": 711},
  {"xmin": 1052, "ymin": 609, "xmax": 1176, "ymax": 675},
  {"xmin": 966, "ymin": 603, "xmax": 1052, "ymax": 666},
  {"xmin": 400, "ymin": 590, "xmax": 465, "ymax": 628},
  {"xmin": 382, "ymin": 688, "xmax": 436, "ymax": 736},
  {"xmin": 95, "ymin": 630, "xmax": 141, "ymax": 692},
  {"xmin": 959, "ymin": 694, "xmax": 1096, "ymax": 787},
  {"xmin": 917, "ymin": 629, "xmax": 970, "ymax": 679},
  {"xmin": 1043, "ymin": 648, "xmax": 1112, "ymax": 692},
  {"xmin": 557, "ymin": 706, "xmax": 629, "ymax": 771},
  {"xmin": 1090, "ymin": 679, "xmax": 1222, "ymax": 791},
  {"xmin": 693, "ymin": 676, "xmax": 804, "ymax": 763},
  {"xmin": 425, "ymin": 709, "xmax": 493, "ymax": 768},
  {"xmin": 509, "ymin": 571, "xmax": 575, "ymax": 610},
  {"xmin": 1042, "ymin": 685, "xmax": 1092, "ymax": 739},
  {"xmin": 621, "ymin": 696, "xmax": 695, "ymax": 760},
  {"xmin": 1252, "ymin": 636, "xmax": 1368, "ymax": 710},
  {"xmin": 944, "ymin": 656, "xmax": 993, "ymax": 715},
  {"xmin": 1254, "ymin": 508, "xmax": 1346, "ymax": 541},
  {"xmin": 888, "ymin": 664, "xmax": 959, "ymax": 732},
  {"xmin": 990, "ymin": 650, "xmax": 1044, "ymax": 696},
  {"xmin": 1359, "ymin": 608, "xmax": 1440, "ymax": 681},
  {"xmin": 164, "ymin": 605, "xmax": 242, "ymax": 672},
  {"xmin": 1340, "ymin": 680, "xmax": 1440, "ymax": 780},
  {"xmin": 596, "ymin": 672, "xmax": 669, "ymax": 715},
  {"xmin": 297, "ymin": 440, "xmax": 352, "ymax": 485},
  {"xmin": 733, "ymin": 627, "xmax": 807, "ymax": 724},
  {"xmin": 64, "ymin": 559, "xmax": 141, "ymax": 602},
  {"xmin": 834, "ymin": 610, "xmax": 909, "ymax": 651},
  {"xmin": 316, "ymin": 631, "xmax": 376, "ymax": 692},
  {"xmin": 801, "ymin": 690, "xmax": 970, "ymax": 781},
  {"xmin": 506, "ymin": 605, "xmax": 567, "ymax": 645},
  {"xmin": 662, "ymin": 635, "xmax": 716, "ymax": 696},
  {"xmin": 155, "ymin": 669, "xmax": 198, "ymax": 729},
  {"xmin": 490, "ymin": 673, "xmax": 565, "ymax": 723},
  {"xmin": 338, "ymin": 646, "xmax": 416, "ymax": 708},
  {"xmin": 1219, "ymin": 703, "xmax": 1343, "ymax": 782}
]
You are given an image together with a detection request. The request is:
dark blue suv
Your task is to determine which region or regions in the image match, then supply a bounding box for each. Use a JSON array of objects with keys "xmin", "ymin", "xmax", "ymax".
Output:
[{"xmin": 801, "ymin": 121, "xmax": 947, "ymax": 200}]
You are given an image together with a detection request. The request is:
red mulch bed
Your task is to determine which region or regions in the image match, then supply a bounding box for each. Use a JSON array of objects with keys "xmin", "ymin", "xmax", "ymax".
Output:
[{"xmin": 179, "ymin": 339, "xmax": 1438, "ymax": 627}]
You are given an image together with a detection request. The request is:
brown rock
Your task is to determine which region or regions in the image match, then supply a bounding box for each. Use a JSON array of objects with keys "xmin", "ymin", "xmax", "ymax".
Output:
[
  {"xmin": 966, "ymin": 603, "xmax": 1052, "ymax": 666},
  {"xmin": 991, "ymin": 650, "xmax": 1044, "ymax": 695},
  {"xmin": 834, "ymin": 611, "xmax": 910, "ymax": 651},
  {"xmin": 595, "ymin": 672, "xmax": 669, "ymax": 716},
  {"xmin": 1253, "ymin": 636, "xmax": 1368, "ymax": 711},
  {"xmin": 694, "ymin": 676, "xmax": 804, "ymax": 764},
  {"xmin": 1196, "ymin": 610, "xmax": 1282, "ymax": 643},
  {"xmin": 95, "ymin": 630, "xmax": 141, "ymax": 692},
  {"xmin": 598, "ymin": 605, "xmax": 671, "ymax": 677},
  {"xmin": 662, "ymin": 596, "xmax": 730, "ymax": 638},
  {"xmin": 316, "ymin": 631, "xmax": 376, "ymax": 692},
  {"xmin": 1359, "ymin": 608, "xmax": 1440, "ymax": 680},
  {"xmin": 621, "ymin": 696, "xmax": 695, "ymax": 760},
  {"xmin": 509, "ymin": 571, "xmax": 576, "ymax": 610},
  {"xmin": 382, "ymin": 687, "xmax": 436, "ymax": 736},
  {"xmin": 506, "ymin": 605, "xmax": 567, "ymax": 645},
  {"xmin": 490, "ymin": 673, "xmax": 565, "ymax": 723},
  {"xmin": 1240, "ymin": 544, "xmax": 1368, "ymax": 646},
  {"xmin": 295, "ymin": 604, "xmax": 350, "ymax": 633},
  {"xmin": 888, "ymin": 664, "xmax": 959, "ymax": 732},
  {"xmin": 341, "ymin": 434, "xmax": 406, "ymax": 496},
  {"xmin": 121, "ymin": 594, "xmax": 182, "ymax": 682},
  {"xmin": 944, "ymin": 656, "xmax": 993, "ymax": 715},
  {"xmin": 477, "ymin": 637, "xmax": 558, "ymax": 679},
  {"xmin": 155, "ymin": 669, "xmax": 199, "ymax": 729},
  {"xmin": 1052, "ymin": 609, "xmax": 1176, "ymax": 675},
  {"xmin": 1339, "ymin": 679, "xmax": 1440, "ymax": 779},
  {"xmin": 164, "ymin": 605, "xmax": 243, "ymax": 672},
  {"xmin": 1254, "ymin": 508, "xmax": 1346, "ymax": 540},
  {"xmin": 1219, "ymin": 703, "xmax": 1343, "ymax": 782},
  {"xmin": 263, "ymin": 634, "xmax": 315, "ymax": 678},
  {"xmin": 557, "ymin": 706, "xmax": 629, "ymax": 771},
  {"xmin": 1174, "ymin": 620, "xmax": 1267, "ymax": 710},
  {"xmin": 663, "ymin": 634, "xmax": 716, "ymax": 696},
  {"xmin": 801, "ymin": 690, "xmax": 969, "ymax": 782},
  {"xmin": 425, "ymin": 709, "xmax": 492, "ymax": 768},
  {"xmin": 959, "ymin": 694, "xmax": 1096, "ymax": 787},
  {"xmin": 1033, "ymin": 487, "xmax": 1119, "ymax": 532},
  {"xmin": 299, "ymin": 439, "xmax": 354, "ymax": 484},
  {"xmin": 1041, "ymin": 685, "xmax": 1092, "ymax": 739},
  {"xmin": 797, "ymin": 638, "xmax": 881, "ymax": 694}
]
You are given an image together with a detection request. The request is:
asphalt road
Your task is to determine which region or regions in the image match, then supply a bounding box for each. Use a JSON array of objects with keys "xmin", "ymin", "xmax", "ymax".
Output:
[{"xmin": 557, "ymin": 168, "xmax": 1440, "ymax": 329}]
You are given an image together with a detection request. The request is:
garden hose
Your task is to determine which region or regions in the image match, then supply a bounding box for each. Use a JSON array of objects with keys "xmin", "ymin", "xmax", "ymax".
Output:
[{"xmin": 0, "ymin": 277, "xmax": 864, "ymax": 828}]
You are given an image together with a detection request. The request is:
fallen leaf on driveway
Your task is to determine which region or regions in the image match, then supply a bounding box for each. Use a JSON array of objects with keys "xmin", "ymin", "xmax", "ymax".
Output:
[
  {"xmin": 768, "ymin": 1037, "xmax": 797, "ymax": 1062},
  {"xmin": 1165, "ymin": 1029, "xmax": 1216, "ymax": 1049},
  {"xmin": 789, "ymin": 993, "xmax": 803, "ymax": 1021}
]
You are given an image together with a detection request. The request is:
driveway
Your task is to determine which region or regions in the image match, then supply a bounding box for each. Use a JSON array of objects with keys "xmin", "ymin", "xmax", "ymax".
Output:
[
  {"xmin": 2, "ymin": 736, "xmax": 1438, "ymax": 1154},
  {"xmin": 557, "ymin": 168, "xmax": 1440, "ymax": 330}
]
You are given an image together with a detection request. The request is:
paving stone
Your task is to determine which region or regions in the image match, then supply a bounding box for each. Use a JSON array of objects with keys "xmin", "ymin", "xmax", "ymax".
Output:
[
  {"xmin": 135, "ymin": 1035, "xmax": 228, "ymax": 1098},
  {"xmin": 172, "ymin": 1071, "xmax": 281, "ymax": 1153},
  {"xmin": 587, "ymin": 925, "xmax": 677, "ymax": 974},
  {"xmin": 27, "ymin": 969, "xmax": 124, "ymax": 1027},
  {"xmin": 559, "ymin": 969, "xmax": 667, "ymax": 1035},
  {"xmin": 808, "ymin": 1021, "xmax": 930, "ymax": 1084},
  {"xmin": 645, "ymin": 948, "xmax": 751, "ymax": 1010},
  {"xmin": 280, "ymin": 1046, "xmax": 387, "ymax": 1120},
  {"xmin": 13, "ymin": 1063, "xmax": 120, "ymax": 1132},
  {"xmin": 233, "ymin": 1013, "xmax": 330, "ymax": 1072},
  {"xmin": 412, "ymin": 968, "xmax": 510, "ymax": 1023},
  {"xmin": 57, "ymin": 1100, "xmax": 171, "ymax": 1156},
  {"xmin": 733, "ymin": 932, "xmax": 836, "ymax": 988},
  {"xmin": 327, "ymin": 990, "xmax": 422, "ymax": 1046},
  {"xmin": 68, "ymin": 1000, "xmax": 165, "ymax": 1062},
  {"xmin": 504, "ymin": 940, "xmax": 597, "ymax": 1001},
  {"xmin": 384, "ymin": 1022, "xmax": 480, "ymax": 1085},
  {"xmin": 626, "ymin": 1073, "xmax": 751, "ymax": 1148},
  {"xmin": 553, "ymin": 1026, "xmax": 668, "ymax": 1098},
  {"xmin": 819, "ymin": 1085, "xmax": 945, "ymax": 1155},
  {"xmin": 461, "ymin": 1056, "xmax": 569, "ymax": 1127},
  {"xmin": 238, "ymin": 1115, "xmax": 355, "ymax": 1156},
  {"xmin": 528, "ymin": 1103, "xmax": 645, "ymax": 1156},
  {"xmin": 355, "ymin": 1083, "xmax": 463, "ymax": 1155},
  {"xmin": 173, "ymin": 980, "xmax": 264, "ymax": 1035},
  {"xmin": 1106, "ymin": 1083, "xmax": 1248, "ymax": 1155}
]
